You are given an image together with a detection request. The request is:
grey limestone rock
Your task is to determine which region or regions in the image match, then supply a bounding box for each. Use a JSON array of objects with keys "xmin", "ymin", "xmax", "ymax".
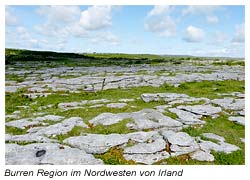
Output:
[
  {"xmin": 141, "ymin": 93, "xmax": 188, "ymax": 103},
  {"xmin": 162, "ymin": 131, "xmax": 196, "ymax": 146},
  {"xmin": 191, "ymin": 150, "xmax": 214, "ymax": 162},
  {"xmin": 123, "ymin": 136, "xmax": 166, "ymax": 154},
  {"xmin": 228, "ymin": 116, "xmax": 245, "ymax": 126},
  {"xmin": 201, "ymin": 133, "xmax": 225, "ymax": 142},
  {"xmin": 28, "ymin": 117, "xmax": 88, "ymax": 137},
  {"xmin": 131, "ymin": 109, "xmax": 183, "ymax": 130},
  {"xmin": 89, "ymin": 113, "xmax": 124, "ymax": 126},
  {"xmin": 5, "ymin": 143, "xmax": 103, "ymax": 165},
  {"xmin": 106, "ymin": 103, "xmax": 127, "ymax": 108},
  {"xmin": 125, "ymin": 131, "xmax": 158, "ymax": 143},
  {"xmin": 63, "ymin": 134, "xmax": 128, "ymax": 154},
  {"xmin": 177, "ymin": 105, "xmax": 222, "ymax": 116},
  {"xmin": 199, "ymin": 140, "xmax": 240, "ymax": 154},
  {"xmin": 5, "ymin": 134, "xmax": 56, "ymax": 143},
  {"xmin": 169, "ymin": 108, "xmax": 205, "ymax": 125}
]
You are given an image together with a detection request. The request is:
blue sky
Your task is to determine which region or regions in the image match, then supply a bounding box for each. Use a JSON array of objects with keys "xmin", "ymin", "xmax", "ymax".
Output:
[{"xmin": 5, "ymin": 5, "xmax": 245, "ymax": 57}]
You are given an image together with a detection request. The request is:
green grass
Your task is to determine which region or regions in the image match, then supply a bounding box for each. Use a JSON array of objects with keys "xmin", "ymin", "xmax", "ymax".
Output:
[
  {"xmin": 5, "ymin": 74, "xmax": 27, "ymax": 82},
  {"xmin": 212, "ymin": 60, "xmax": 245, "ymax": 66},
  {"xmin": 94, "ymin": 147, "xmax": 136, "ymax": 165},
  {"xmin": 182, "ymin": 114, "xmax": 244, "ymax": 147},
  {"xmin": 5, "ymin": 78, "xmax": 245, "ymax": 164},
  {"xmin": 213, "ymin": 149, "xmax": 245, "ymax": 164},
  {"xmin": 163, "ymin": 111, "xmax": 178, "ymax": 119},
  {"xmin": 56, "ymin": 118, "xmax": 136, "ymax": 142},
  {"xmin": 5, "ymin": 126, "xmax": 27, "ymax": 135}
]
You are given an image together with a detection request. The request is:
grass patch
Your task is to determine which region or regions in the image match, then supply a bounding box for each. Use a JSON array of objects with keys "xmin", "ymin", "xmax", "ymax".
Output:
[
  {"xmin": 163, "ymin": 111, "xmax": 178, "ymax": 119},
  {"xmin": 56, "ymin": 118, "xmax": 135, "ymax": 142},
  {"xmin": 212, "ymin": 60, "xmax": 245, "ymax": 66},
  {"xmin": 155, "ymin": 154, "xmax": 213, "ymax": 165},
  {"xmin": 94, "ymin": 147, "xmax": 135, "ymax": 165},
  {"xmin": 5, "ymin": 126, "xmax": 27, "ymax": 135},
  {"xmin": 164, "ymin": 80, "xmax": 244, "ymax": 99},
  {"xmin": 5, "ymin": 74, "xmax": 27, "ymax": 82},
  {"xmin": 212, "ymin": 149, "xmax": 245, "ymax": 165}
]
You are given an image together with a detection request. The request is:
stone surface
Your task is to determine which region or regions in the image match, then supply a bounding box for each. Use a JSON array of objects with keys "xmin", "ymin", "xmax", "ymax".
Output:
[
  {"xmin": 124, "ymin": 136, "xmax": 166, "ymax": 154},
  {"xmin": 141, "ymin": 93, "xmax": 189, "ymax": 103},
  {"xmin": 5, "ymin": 143, "xmax": 103, "ymax": 165},
  {"xmin": 212, "ymin": 98, "xmax": 244, "ymax": 110},
  {"xmin": 161, "ymin": 130, "xmax": 199, "ymax": 155},
  {"xmin": 162, "ymin": 131, "xmax": 196, "ymax": 146},
  {"xmin": 106, "ymin": 103, "xmax": 127, "ymax": 108},
  {"xmin": 199, "ymin": 140, "xmax": 240, "ymax": 154},
  {"xmin": 124, "ymin": 152, "xmax": 170, "ymax": 165},
  {"xmin": 125, "ymin": 131, "xmax": 158, "ymax": 143},
  {"xmin": 130, "ymin": 109, "xmax": 183, "ymax": 130},
  {"xmin": 5, "ymin": 62, "xmax": 245, "ymax": 164},
  {"xmin": 6, "ymin": 118, "xmax": 46, "ymax": 129},
  {"xmin": 170, "ymin": 144, "xmax": 200, "ymax": 155},
  {"xmin": 201, "ymin": 133, "xmax": 225, "ymax": 142},
  {"xmin": 5, "ymin": 134, "xmax": 56, "ymax": 143},
  {"xmin": 89, "ymin": 113, "xmax": 124, "ymax": 126},
  {"xmin": 177, "ymin": 105, "xmax": 222, "ymax": 116},
  {"xmin": 191, "ymin": 150, "xmax": 214, "ymax": 162},
  {"xmin": 28, "ymin": 117, "xmax": 88, "ymax": 136},
  {"xmin": 63, "ymin": 134, "xmax": 128, "ymax": 154},
  {"xmin": 228, "ymin": 116, "xmax": 245, "ymax": 126},
  {"xmin": 169, "ymin": 108, "xmax": 205, "ymax": 125}
]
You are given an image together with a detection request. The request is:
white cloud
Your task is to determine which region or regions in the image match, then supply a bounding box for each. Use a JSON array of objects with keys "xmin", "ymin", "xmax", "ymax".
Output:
[
  {"xmin": 90, "ymin": 32, "xmax": 119, "ymax": 45},
  {"xmin": 209, "ymin": 31, "xmax": 228, "ymax": 45},
  {"xmin": 80, "ymin": 6, "xmax": 112, "ymax": 30},
  {"xmin": 206, "ymin": 15, "xmax": 219, "ymax": 24},
  {"xmin": 183, "ymin": 25, "xmax": 204, "ymax": 43},
  {"xmin": 145, "ymin": 6, "xmax": 176, "ymax": 37},
  {"xmin": 182, "ymin": 6, "xmax": 221, "ymax": 15},
  {"xmin": 232, "ymin": 23, "xmax": 244, "ymax": 43},
  {"xmin": 70, "ymin": 23, "xmax": 89, "ymax": 38},
  {"xmin": 148, "ymin": 6, "xmax": 172, "ymax": 17},
  {"xmin": 5, "ymin": 6, "xmax": 19, "ymax": 26},
  {"xmin": 6, "ymin": 26, "xmax": 41, "ymax": 49},
  {"xmin": 36, "ymin": 6, "xmax": 81, "ymax": 23}
]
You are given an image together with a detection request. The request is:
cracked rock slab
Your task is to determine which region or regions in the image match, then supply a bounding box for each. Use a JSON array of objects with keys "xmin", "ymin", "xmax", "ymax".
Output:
[
  {"xmin": 28, "ymin": 117, "xmax": 88, "ymax": 136},
  {"xmin": 125, "ymin": 131, "xmax": 158, "ymax": 143},
  {"xmin": 5, "ymin": 134, "xmax": 56, "ymax": 143},
  {"xmin": 228, "ymin": 116, "xmax": 245, "ymax": 126},
  {"xmin": 5, "ymin": 115, "xmax": 64, "ymax": 129},
  {"xmin": 177, "ymin": 105, "xmax": 222, "ymax": 116},
  {"xmin": 169, "ymin": 108, "xmax": 205, "ymax": 125},
  {"xmin": 212, "ymin": 98, "xmax": 244, "ymax": 110},
  {"xmin": 161, "ymin": 130, "xmax": 196, "ymax": 146},
  {"xmin": 191, "ymin": 150, "xmax": 214, "ymax": 162},
  {"xmin": 106, "ymin": 103, "xmax": 127, "ymax": 108},
  {"xmin": 63, "ymin": 134, "xmax": 128, "ymax": 154},
  {"xmin": 89, "ymin": 113, "xmax": 124, "ymax": 126},
  {"xmin": 123, "ymin": 136, "xmax": 166, "ymax": 154},
  {"xmin": 131, "ymin": 109, "xmax": 183, "ymax": 130},
  {"xmin": 141, "ymin": 93, "xmax": 189, "ymax": 103},
  {"xmin": 5, "ymin": 143, "xmax": 103, "ymax": 165},
  {"xmin": 170, "ymin": 144, "xmax": 200, "ymax": 156},
  {"xmin": 201, "ymin": 133, "xmax": 225, "ymax": 142},
  {"xmin": 199, "ymin": 140, "xmax": 240, "ymax": 154}
]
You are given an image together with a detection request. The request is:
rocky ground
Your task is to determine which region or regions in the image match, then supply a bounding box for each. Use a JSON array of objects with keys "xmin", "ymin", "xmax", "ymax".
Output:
[{"xmin": 5, "ymin": 59, "xmax": 245, "ymax": 165}]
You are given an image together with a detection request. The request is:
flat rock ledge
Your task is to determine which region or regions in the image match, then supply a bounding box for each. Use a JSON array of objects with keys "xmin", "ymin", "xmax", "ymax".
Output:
[{"xmin": 5, "ymin": 143, "xmax": 103, "ymax": 165}]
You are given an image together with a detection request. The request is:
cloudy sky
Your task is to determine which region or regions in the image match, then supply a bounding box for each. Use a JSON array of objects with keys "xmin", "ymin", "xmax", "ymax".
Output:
[{"xmin": 5, "ymin": 5, "xmax": 245, "ymax": 57}]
